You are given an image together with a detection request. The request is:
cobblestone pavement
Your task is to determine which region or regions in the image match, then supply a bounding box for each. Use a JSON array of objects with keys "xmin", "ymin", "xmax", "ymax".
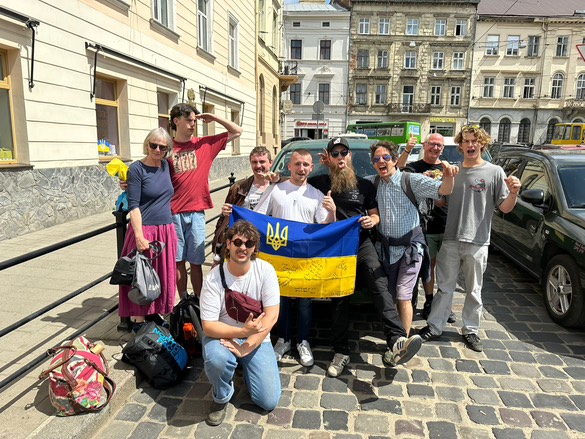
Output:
[{"xmin": 91, "ymin": 251, "xmax": 585, "ymax": 439}]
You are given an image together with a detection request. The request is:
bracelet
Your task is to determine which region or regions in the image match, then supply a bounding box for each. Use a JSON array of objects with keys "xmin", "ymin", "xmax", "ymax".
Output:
[{"xmin": 405, "ymin": 149, "xmax": 412, "ymax": 154}]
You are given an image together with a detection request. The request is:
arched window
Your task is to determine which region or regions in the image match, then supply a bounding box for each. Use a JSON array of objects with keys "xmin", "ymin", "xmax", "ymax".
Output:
[
  {"xmin": 576, "ymin": 73, "xmax": 585, "ymax": 100},
  {"xmin": 272, "ymin": 85, "xmax": 278, "ymax": 141},
  {"xmin": 546, "ymin": 118, "xmax": 560, "ymax": 143},
  {"xmin": 518, "ymin": 118, "xmax": 531, "ymax": 144},
  {"xmin": 479, "ymin": 117, "xmax": 491, "ymax": 135},
  {"xmin": 551, "ymin": 73, "xmax": 564, "ymax": 99},
  {"xmin": 259, "ymin": 75, "xmax": 265, "ymax": 143},
  {"xmin": 498, "ymin": 118, "xmax": 511, "ymax": 142}
]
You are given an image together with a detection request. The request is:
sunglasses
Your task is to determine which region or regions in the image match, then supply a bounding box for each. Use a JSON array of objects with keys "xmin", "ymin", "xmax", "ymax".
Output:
[
  {"xmin": 330, "ymin": 149, "xmax": 350, "ymax": 158},
  {"xmin": 231, "ymin": 238, "xmax": 256, "ymax": 249},
  {"xmin": 149, "ymin": 142, "xmax": 168, "ymax": 152},
  {"xmin": 373, "ymin": 154, "xmax": 393, "ymax": 164},
  {"xmin": 462, "ymin": 124, "xmax": 480, "ymax": 131}
]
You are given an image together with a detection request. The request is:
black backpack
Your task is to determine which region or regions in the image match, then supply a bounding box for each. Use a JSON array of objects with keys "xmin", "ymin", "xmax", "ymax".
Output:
[{"xmin": 169, "ymin": 294, "xmax": 204, "ymax": 358}]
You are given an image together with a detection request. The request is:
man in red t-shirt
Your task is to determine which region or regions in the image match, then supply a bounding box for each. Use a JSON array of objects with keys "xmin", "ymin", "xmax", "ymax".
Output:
[{"xmin": 168, "ymin": 103, "xmax": 242, "ymax": 298}]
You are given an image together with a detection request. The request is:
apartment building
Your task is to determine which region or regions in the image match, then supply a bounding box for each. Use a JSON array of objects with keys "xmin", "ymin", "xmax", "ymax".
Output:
[
  {"xmin": 470, "ymin": 0, "xmax": 585, "ymax": 144},
  {"xmin": 0, "ymin": 0, "xmax": 257, "ymax": 240}
]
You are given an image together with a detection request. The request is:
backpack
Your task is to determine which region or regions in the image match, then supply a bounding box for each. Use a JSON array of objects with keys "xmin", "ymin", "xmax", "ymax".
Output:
[
  {"xmin": 374, "ymin": 172, "xmax": 433, "ymax": 231},
  {"xmin": 122, "ymin": 322, "xmax": 188, "ymax": 389},
  {"xmin": 169, "ymin": 294, "xmax": 204, "ymax": 358}
]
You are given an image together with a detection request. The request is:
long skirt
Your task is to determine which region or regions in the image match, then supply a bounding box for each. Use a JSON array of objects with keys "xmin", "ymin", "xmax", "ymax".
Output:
[{"xmin": 118, "ymin": 223, "xmax": 177, "ymax": 317}]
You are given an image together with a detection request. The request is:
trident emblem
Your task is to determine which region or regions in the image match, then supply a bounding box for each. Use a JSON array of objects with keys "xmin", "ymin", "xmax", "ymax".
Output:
[{"xmin": 266, "ymin": 222, "xmax": 289, "ymax": 251}]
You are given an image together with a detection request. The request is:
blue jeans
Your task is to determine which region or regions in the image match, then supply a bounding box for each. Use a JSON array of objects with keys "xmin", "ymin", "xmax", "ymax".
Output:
[
  {"xmin": 202, "ymin": 335, "xmax": 281, "ymax": 411},
  {"xmin": 277, "ymin": 297, "xmax": 312, "ymax": 343}
]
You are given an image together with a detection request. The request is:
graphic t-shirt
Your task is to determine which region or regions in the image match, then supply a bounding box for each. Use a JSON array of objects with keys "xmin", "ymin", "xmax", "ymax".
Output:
[{"xmin": 244, "ymin": 184, "xmax": 265, "ymax": 211}]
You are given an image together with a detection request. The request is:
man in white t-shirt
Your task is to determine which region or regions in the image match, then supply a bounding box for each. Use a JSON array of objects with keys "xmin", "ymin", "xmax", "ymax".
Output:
[
  {"xmin": 255, "ymin": 149, "xmax": 336, "ymax": 367},
  {"xmin": 200, "ymin": 220, "xmax": 281, "ymax": 426}
]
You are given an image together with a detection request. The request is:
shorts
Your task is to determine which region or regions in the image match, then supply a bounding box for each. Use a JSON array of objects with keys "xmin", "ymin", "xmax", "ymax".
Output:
[
  {"xmin": 425, "ymin": 233, "xmax": 444, "ymax": 260},
  {"xmin": 173, "ymin": 211, "xmax": 206, "ymax": 264}
]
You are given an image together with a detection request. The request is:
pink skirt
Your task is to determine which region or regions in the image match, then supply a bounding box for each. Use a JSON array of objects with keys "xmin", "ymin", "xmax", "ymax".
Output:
[{"xmin": 118, "ymin": 223, "xmax": 177, "ymax": 317}]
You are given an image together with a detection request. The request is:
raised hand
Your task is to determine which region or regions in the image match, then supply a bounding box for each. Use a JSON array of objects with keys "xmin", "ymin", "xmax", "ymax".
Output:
[
  {"xmin": 323, "ymin": 190, "xmax": 336, "ymax": 213},
  {"xmin": 505, "ymin": 176, "xmax": 521, "ymax": 195}
]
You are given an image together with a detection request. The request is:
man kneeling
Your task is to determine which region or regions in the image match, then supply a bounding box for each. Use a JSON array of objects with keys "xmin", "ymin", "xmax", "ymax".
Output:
[{"xmin": 200, "ymin": 220, "xmax": 281, "ymax": 426}]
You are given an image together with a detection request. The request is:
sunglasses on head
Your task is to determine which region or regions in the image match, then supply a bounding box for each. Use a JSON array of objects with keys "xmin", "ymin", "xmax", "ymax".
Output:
[
  {"xmin": 373, "ymin": 154, "xmax": 392, "ymax": 164},
  {"xmin": 462, "ymin": 124, "xmax": 480, "ymax": 131},
  {"xmin": 231, "ymin": 238, "xmax": 256, "ymax": 249},
  {"xmin": 149, "ymin": 142, "xmax": 168, "ymax": 152},
  {"xmin": 330, "ymin": 149, "xmax": 349, "ymax": 158}
]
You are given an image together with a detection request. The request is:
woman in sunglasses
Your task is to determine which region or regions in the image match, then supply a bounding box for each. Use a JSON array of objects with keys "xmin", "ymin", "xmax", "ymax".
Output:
[{"xmin": 118, "ymin": 128, "xmax": 178, "ymax": 333}]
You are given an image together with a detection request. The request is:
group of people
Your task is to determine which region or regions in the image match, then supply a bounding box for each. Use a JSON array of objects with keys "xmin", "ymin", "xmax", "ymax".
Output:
[{"xmin": 117, "ymin": 105, "xmax": 521, "ymax": 427}]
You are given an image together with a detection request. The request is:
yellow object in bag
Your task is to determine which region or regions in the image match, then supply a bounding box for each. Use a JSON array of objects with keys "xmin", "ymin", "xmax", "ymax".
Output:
[{"xmin": 106, "ymin": 158, "xmax": 129, "ymax": 181}]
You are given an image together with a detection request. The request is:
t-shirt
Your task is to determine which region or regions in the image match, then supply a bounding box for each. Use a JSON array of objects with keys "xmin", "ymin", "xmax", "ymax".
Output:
[
  {"xmin": 255, "ymin": 180, "xmax": 329, "ymax": 223},
  {"xmin": 168, "ymin": 133, "xmax": 228, "ymax": 214},
  {"xmin": 444, "ymin": 161, "xmax": 509, "ymax": 246},
  {"xmin": 244, "ymin": 184, "xmax": 265, "ymax": 211},
  {"xmin": 127, "ymin": 160, "xmax": 174, "ymax": 225},
  {"xmin": 404, "ymin": 159, "xmax": 447, "ymax": 235},
  {"xmin": 200, "ymin": 259, "xmax": 280, "ymax": 343}
]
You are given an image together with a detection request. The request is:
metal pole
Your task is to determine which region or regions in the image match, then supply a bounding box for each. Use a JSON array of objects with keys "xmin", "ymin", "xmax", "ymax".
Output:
[{"xmin": 112, "ymin": 210, "xmax": 130, "ymax": 331}]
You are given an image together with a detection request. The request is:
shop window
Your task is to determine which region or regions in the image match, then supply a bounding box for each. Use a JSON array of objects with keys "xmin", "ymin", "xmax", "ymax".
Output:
[
  {"xmin": 95, "ymin": 77, "xmax": 120, "ymax": 157},
  {"xmin": 0, "ymin": 51, "xmax": 15, "ymax": 162}
]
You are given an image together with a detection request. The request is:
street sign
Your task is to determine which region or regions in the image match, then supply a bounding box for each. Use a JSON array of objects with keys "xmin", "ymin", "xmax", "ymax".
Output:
[
  {"xmin": 313, "ymin": 100, "xmax": 324, "ymax": 114},
  {"xmin": 577, "ymin": 44, "xmax": 585, "ymax": 62}
]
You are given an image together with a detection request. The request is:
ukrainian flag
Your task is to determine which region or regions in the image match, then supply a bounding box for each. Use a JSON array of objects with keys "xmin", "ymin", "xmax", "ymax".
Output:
[{"xmin": 230, "ymin": 206, "xmax": 361, "ymax": 298}]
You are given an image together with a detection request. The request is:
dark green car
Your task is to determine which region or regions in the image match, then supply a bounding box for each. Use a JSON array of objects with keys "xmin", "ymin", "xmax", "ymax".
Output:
[{"xmin": 491, "ymin": 149, "xmax": 585, "ymax": 328}]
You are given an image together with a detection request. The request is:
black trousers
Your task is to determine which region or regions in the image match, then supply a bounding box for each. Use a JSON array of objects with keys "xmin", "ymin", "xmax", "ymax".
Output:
[{"xmin": 330, "ymin": 237, "xmax": 407, "ymax": 354}]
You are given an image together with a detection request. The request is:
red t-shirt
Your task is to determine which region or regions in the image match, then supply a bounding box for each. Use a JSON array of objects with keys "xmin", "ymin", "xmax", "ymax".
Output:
[{"xmin": 168, "ymin": 133, "xmax": 228, "ymax": 214}]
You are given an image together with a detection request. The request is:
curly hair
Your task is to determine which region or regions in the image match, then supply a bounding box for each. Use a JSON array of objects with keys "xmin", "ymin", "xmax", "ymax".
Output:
[
  {"xmin": 224, "ymin": 220, "xmax": 261, "ymax": 260},
  {"xmin": 370, "ymin": 140, "xmax": 399, "ymax": 162},
  {"xmin": 455, "ymin": 125, "xmax": 492, "ymax": 151},
  {"xmin": 169, "ymin": 103, "xmax": 200, "ymax": 130}
]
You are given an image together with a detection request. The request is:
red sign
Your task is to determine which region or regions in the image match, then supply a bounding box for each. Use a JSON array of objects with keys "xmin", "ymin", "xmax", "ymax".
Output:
[{"xmin": 295, "ymin": 120, "xmax": 328, "ymax": 128}]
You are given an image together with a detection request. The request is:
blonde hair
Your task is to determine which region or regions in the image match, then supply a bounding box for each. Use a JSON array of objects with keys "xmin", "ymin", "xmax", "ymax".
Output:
[
  {"xmin": 142, "ymin": 127, "xmax": 174, "ymax": 158},
  {"xmin": 455, "ymin": 125, "xmax": 492, "ymax": 152}
]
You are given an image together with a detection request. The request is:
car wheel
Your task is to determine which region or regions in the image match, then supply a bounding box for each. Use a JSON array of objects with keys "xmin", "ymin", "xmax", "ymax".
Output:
[{"xmin": 542, "ymin": 255, "xmax": 585, "ymax": 328}]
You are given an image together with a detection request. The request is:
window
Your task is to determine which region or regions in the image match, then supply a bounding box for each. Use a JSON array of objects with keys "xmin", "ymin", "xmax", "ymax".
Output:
[
  {"xmin": 483, "ymin": 77, "xmax": 495, "ymax": 98},
  {"xmin": 452, "ymin": 52, "xmax": 464, "ymax": 70},
  {"xmin": 289, "ymin": 82, "xmax": 301, "ymax": 105},
  {"xmin": 503, "ymin": 78, "xmax": 515, "ymax": 98},
  {"xmin": 435, "ymin": 19, "xmax": 446, "ymax": 36},
  {"xmin": 153, "ymin": 0, "xmax": 174, "ymax": 29},
  {"xmin": 455, "ymin": 19, "xmax": 467, "ymax": 37},
  {"xmin": 322, "ymin": 22, "xmax": 330, "ymax": 27},
  {"xmin": 479, "ymin": 117, "xmax": 491, "ymax": 135},
  {"xmin": 551, "ymin": 73, "xmax": 564, "ymax": 99},
  {"xmin": 356, "ymin": 83, "xmax": 367, "ymax": 105},
  {"xmin": 320, "ymin": 40, "xmax": 331, "ymax": 60},
  {"xmin": 527, "ymin": 36, "xmax": 540, "ymax": 57},
  {"xmin": 556, "ymin": 36, "xmax": 569, "ymax": 57},
  {"xmin": 523, "ymin": 78, "xmax": 535, "ymax": 99},
  {"xmin": 292, "ymin": 21, "xmax": 300, "ymax": 27},
  {"xmin": 546, "ymin": 118, "xmax": 560, "ymax": 143},
  {"xmin": 521, "ymin": 161, "xmax": 549, "ymax": 198},
  {"xmin": 377, "ymin": 50, "xmax": 389, "ymax": 68},
  {"xmin": 486, "ymin": 35, "xmax": 499, "ymax": 55},
  {"xmin": 379, "ymin": 18, "xmax": 390, "ymax": 35},
  {"xmin": 291, "ymin": 39, "xmax": 302, "ymax": 59},
  {"xmin": 359, "ymin": 18, "xmax": 370, "ymax": 34},
  {"xmin": 404, "ymin": 51, "xmax": 417, "ymax": 69},
  {"xmin": 432, "ymin": 52, "xmax": 444, "ymax": 70},
  {"xmin": 375, "ymin": 85, "xmax": 387, "ymax": 104},
  {"xmin": 198, "ymin": 0, "xmax": 212, "ymax": 52},
  {"xmin": 272, "ymin": 9, "xmax": 278, "ymax": 50},
  {"xmin": 577, "ymin": 73, "xmax": 585, "ymax": 100},
  {"xmin": 506, "ymin": 35, "xmax": 520, "ymax": 56},
  {"xmin": 318, "ymin": 83, "xmax": 330, "ymax": 105},
  {"xmin": 450, "ymin": 86, "xmax": 461, "ymax": 106},
  {"xmin": 402, "ymin": 85, "xmax": 414, "ymax": 112},
  {"xmin": 518, "ymin": 118, "xmax": 531, "ymax": 144},
  {"xmin": 95, "ymin": 77, "xmax": 120, "ymax": 156},
  {"xmin": 357, "ymin": 49, "xmax": 369, "ymax": 68},
  {"xmin": 228, "ymin": 17, "xmax": 239, "ymax": 69},
  {"xmin": 258, "ymin": 76, "xmax": 264, "ymax": 140},
  {"xmin": 498, "ymin": 118, "xmax": 511, "ymax": 142},
  {"xmin": 406, "ymin": 18, "xmax": 419, "ymax": 36},
  {"xmin": 431, "ymin": 86, "xmax": 442, "ymax": 105},
  {"xmin": 157, "ymin": 91, "xmax": 171, "ymax": 132},
  {"xmin": 0, "ymin": 51, "xmax": 14, "ymax": 162}
]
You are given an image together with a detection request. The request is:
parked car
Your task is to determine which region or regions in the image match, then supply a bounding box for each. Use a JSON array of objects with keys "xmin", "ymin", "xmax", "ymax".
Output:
[
  {"xmin": 417, "ymin": 136, "xmax": 492, "ymax": 164},
  {"xmin": 491, "ymin": 148, "xmax": 585, "ymax": 328},
  {"xmin": 281, "ymin": 136, "xmax": 311, "ymax": 148},
  {"xmin": 398, "ymin": 143, "xmax": 423, "ymax": 164},
  {"xmin": 489, "ymin": 142, "xmax": 529, "ymax": 158}
]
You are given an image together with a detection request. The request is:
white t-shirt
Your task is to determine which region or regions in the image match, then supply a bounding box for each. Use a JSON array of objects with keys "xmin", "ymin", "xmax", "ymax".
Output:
[
  {"xmin": 243, "ymin": 184, "xmax": 265, "ymax": 211},
  {"xmin": 200, "ymin": 259, "xmax": 280, "ymax": 343},
  {"xmin": 255, "ymin": 180, "xmax": 328, "ymax": 223}
]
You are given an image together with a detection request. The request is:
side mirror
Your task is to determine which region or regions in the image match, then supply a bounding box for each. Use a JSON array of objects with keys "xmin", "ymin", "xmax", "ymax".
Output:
[{"xmin": 520, "ymin": 189, "xmax": 544, "ymax": 205}]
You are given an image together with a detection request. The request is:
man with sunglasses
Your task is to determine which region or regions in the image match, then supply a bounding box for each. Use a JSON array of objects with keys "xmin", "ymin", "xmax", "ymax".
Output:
[
  {"xmin": 200, "ymin": 220, "xmax": 281, "ymax": 426},
  {"xmin": 310, "ymin": 137, "xmax": 425, "ymax": 377}
]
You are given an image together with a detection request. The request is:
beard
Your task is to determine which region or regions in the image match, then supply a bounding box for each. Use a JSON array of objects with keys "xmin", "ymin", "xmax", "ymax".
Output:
[{"xmin": 330, "ymin": 160, "xmax": 358, "ymax": 193}]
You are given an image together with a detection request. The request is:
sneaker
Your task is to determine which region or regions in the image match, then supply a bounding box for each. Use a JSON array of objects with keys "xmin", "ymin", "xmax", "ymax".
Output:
[
  {"xmin": 462, "ymin": 333, "xmax": 483, "ymax": 352},
  {"xmin": 418, "ymin": 325, "xmax": 440, "ymax": 342},
  {"xmin": 447, "ymin": 312, "xmax": 457, "ymax": 324},
  {"xmin": 327, "ymin": 353, "xmax": 350, "ymax": 377},
  {"xmin": 422, "ymin": 299, "xmax": 433, "ymax": 320},
  {"xmin": 273, "ymin": 338, "xmax": 291, "ymax": 362},
  {"xmin": 206, "ymin": 401, "xmax": 228, "ymax": 426},
  {"xmin": 297, "ymin": 340, "xmax": 314, "ymax": 367},
  {"xmin": 383, "ymin": 335, "xmax": 422, "ymax": 367}
]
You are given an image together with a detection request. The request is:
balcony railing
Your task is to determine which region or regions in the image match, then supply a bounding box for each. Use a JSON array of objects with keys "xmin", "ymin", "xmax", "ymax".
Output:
[{"xmin": 387, "ymin": 103, "xmax": 431, "ymax": 114}]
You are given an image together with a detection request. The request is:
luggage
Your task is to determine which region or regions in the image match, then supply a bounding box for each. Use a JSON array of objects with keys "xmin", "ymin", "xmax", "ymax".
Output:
[{"xmin": 169, "ymin": 294, "xmax": 204, "ymax": 358}]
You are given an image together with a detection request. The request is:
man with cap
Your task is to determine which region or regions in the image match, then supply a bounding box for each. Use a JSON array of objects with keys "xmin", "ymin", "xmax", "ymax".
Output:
[{"xmin": 309, "ymin": 137, "xmax": 423, "ymax": 377}]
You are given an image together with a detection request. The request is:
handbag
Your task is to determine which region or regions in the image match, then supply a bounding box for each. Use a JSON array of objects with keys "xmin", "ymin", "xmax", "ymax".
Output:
[
  {"xmin": 110, "ymin": 249, "xmax": 136, "ymax": 286},
  {"xmin": 39, "ymin": 336, "xmax": 116, "ymax": 416},
  {"xmin": 219, "ymin": 263, "xmax": 263, "ymax": 323}
]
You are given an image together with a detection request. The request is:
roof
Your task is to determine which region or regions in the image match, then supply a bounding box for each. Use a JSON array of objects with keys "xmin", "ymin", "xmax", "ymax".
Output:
[
  {"xmin": 284, "ymin": 4, "xmax": 344, "ymax": 12},
  {"xmin": 478, "ymin": 0, "xmax": 585, "ymax": 17}
]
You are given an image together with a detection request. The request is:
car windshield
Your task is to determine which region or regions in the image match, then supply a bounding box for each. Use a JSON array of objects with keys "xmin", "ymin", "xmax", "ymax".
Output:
[
  {"xmin": 558, "ymin": 166, "xmax": 585, "ymax": 208},
  {"xmin": 440, "ymin": 145, "xmax": 492, "ymax": 164}
]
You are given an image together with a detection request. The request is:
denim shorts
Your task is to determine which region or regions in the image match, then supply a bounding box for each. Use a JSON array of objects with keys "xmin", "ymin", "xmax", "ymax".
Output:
[{"xmin": 173, "ymin": 211, "xmax": 206, "ymax": 264}]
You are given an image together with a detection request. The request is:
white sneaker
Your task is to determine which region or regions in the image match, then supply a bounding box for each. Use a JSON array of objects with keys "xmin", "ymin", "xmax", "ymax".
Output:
[
  {"xmin": 297, "ymin": 340, "xmax": 314, "ymax": 367},
  {"xmin": 273, "ymin": 338, "xmax": 291, "ymax": 362}
]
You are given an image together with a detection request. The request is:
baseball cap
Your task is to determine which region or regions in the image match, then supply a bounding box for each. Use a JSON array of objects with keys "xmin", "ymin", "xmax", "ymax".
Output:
[{"xmin": 327, "ymin": 137, "xmax": 350, "ymax": 152}]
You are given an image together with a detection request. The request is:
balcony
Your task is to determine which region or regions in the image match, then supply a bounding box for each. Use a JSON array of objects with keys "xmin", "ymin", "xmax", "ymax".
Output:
[
  {"xmin": 279, "ymin": 60, "xmax": 299, "ymax": 91},
  {"xmin": 386, "ymin": 103, "xmax": 431, "ymax": 114},
  {"xmin": 400, "ymin": 68, "xmax": 419, "ymax": 78},
  {"xmin": 566, "ymin": 98, "xmax": 585, "ymax": 108}
]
